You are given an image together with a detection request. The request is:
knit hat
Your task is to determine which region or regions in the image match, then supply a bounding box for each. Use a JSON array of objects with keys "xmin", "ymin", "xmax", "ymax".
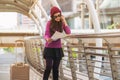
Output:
[{"xmin": 50, "ymin": 6, "xmax": 61, "ymax": 17}]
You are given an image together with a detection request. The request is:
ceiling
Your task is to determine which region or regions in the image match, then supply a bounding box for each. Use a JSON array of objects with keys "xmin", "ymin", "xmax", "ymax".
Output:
[
  {"xmin": 0, "ymin": 0, "xmax": 38, "ymax": 17},
  {"xmin": 0, "ymin": 0, "xmax": 40, "ymax": 46}
]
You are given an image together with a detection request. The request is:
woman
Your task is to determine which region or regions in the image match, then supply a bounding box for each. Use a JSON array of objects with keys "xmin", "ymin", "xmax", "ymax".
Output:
[{"xmin": 43, "ymin": 6, "xmax": 71, "ymax": 80}]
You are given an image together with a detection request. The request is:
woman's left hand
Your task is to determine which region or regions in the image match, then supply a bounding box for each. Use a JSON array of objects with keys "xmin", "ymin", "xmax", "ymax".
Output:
[{"xmin": 61, "ymin": 15, "xmax": 68, "ymax": 26}]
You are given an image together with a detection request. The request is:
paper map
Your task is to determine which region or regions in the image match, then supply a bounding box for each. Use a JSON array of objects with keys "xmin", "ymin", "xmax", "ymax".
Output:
[{"xmin": 51, "ymin": 31, "xmax": 67, "ymax": 41}]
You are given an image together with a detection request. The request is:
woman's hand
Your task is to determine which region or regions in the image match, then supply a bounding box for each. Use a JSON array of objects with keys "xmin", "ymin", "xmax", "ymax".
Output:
[
  {"xmin": 61, "ymin": 15, "xmax": 68, "ymax": 26},
  {"xmin": 46, "ymin": 38, "xmax": 53, "ymax": 43}
]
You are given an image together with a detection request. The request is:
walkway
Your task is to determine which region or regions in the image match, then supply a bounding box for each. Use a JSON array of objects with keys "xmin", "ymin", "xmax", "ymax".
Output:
[{"xmin": 0, "ymin": 52, "xmax": 42, "ymax": 80}]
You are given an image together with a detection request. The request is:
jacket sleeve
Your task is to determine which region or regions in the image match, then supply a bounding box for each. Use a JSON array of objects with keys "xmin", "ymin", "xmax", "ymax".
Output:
[
  {"xmin": 44, "ymin": 21, "xmax": 51, "ymax": 40},
  {"xmin": 63, "ymin": 24, "xmax": 71, "ymax": 34}
]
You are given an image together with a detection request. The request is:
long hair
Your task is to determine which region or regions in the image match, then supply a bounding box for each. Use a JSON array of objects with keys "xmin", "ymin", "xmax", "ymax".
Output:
[{"xmin": 50, "ymin": 17, "xmax": 63, "ymax": 36}]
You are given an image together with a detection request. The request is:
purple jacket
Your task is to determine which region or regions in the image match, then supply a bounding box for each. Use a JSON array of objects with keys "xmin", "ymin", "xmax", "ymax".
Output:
[{"xmin": 44, "ymin": 21, "xmax": 71, "ymax": 48}]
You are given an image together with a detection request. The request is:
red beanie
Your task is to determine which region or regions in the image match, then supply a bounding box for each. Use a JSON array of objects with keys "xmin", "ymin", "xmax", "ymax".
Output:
[{"xmin": 50, "ymin": 6, "xmax": 61, "ymax": 17}]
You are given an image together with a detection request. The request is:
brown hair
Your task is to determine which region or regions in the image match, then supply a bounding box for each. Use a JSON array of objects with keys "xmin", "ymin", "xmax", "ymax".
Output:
[{"xmin": 50, "ymin": 17, "xmax": 63, "ymax": 36}]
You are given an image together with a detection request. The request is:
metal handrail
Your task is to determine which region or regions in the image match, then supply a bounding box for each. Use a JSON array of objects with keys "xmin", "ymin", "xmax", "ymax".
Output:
[{"xmin": 24, "ymin": 32, "xmax": 120, "ymax": 80}]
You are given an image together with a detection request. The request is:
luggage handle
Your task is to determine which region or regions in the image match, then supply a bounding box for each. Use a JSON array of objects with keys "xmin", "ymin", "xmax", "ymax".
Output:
[
  {"xmin": 15, "ymin": 62, "xmax": 25, "ymax": 67},
  {"xmin": 15, "ymin": 40, "xmax": 25, "ymax": 63}
]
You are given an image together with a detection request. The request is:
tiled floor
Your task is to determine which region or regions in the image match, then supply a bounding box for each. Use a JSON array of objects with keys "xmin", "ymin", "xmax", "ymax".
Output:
[
  {"xmin": 0, "ymin": 53, "xmax": 14, "ymax": 80},
  {"xmin": 0, "ymin": 64, "xmax": 10, "ymax": 80}
]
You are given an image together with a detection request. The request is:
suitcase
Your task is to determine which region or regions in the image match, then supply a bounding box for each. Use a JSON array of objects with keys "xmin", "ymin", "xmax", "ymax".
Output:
[
  {"xmin": 10, "ymin": 40, "xmax": 30, "ymax": 80},
  {"xmin": 10, "ymin": 62, "xmax": 29, "ymax": 80}
]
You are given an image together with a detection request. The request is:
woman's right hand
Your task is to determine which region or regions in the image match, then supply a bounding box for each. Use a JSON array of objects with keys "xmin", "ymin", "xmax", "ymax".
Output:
[{"xmin": 46, "ymin": 38, "xmax": 53, "ymax": 43}]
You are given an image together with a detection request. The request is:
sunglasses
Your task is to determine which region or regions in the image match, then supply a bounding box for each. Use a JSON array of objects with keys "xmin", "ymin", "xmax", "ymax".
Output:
[{"xmin": 53, "ymin": 14, "xmax": 61, "ymax": 19}]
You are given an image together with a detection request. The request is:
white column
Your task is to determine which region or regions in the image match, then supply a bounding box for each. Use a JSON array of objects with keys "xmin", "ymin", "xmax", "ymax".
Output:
[
  {"xmin": 84, "ymin": 0, "xmax": 102, "ymax": 79},
  {"xmin": 29, "ymin": 13, "xmax": 43, "ymax": 36},
  {"xmin": 49, "ymin": 0, "xmax": 60, "ymax": 8},
  {"xmin": 37, "ymin": 1, "xmax": 49, "ymax": 20},
  {"xmin": 81, "ymin": 0, "xmax": 85, "ymax": 29},
  {"xmin": 99, "ymin": 0, "xmax": 110, "ymax": 8}
]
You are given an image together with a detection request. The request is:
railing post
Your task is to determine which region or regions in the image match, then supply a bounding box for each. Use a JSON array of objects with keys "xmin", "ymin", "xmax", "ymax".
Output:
[
  {"xmin": 67, "ymin": 44, "xmax": 77, "ymax": 80},
  {"xmin": 108, "ymin": 44, "xmax": 118, "ymax": 80},
  {"xmin": 84, "ymin": 49, "xmax": 94, "ymax": 80},
  {"xmin": 59, "ymin": 61, "xmax": 64, "ymax": 80},
  {"xmin": 77, "ymin": 38, "xmax": 85, "ymax": 72}
]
